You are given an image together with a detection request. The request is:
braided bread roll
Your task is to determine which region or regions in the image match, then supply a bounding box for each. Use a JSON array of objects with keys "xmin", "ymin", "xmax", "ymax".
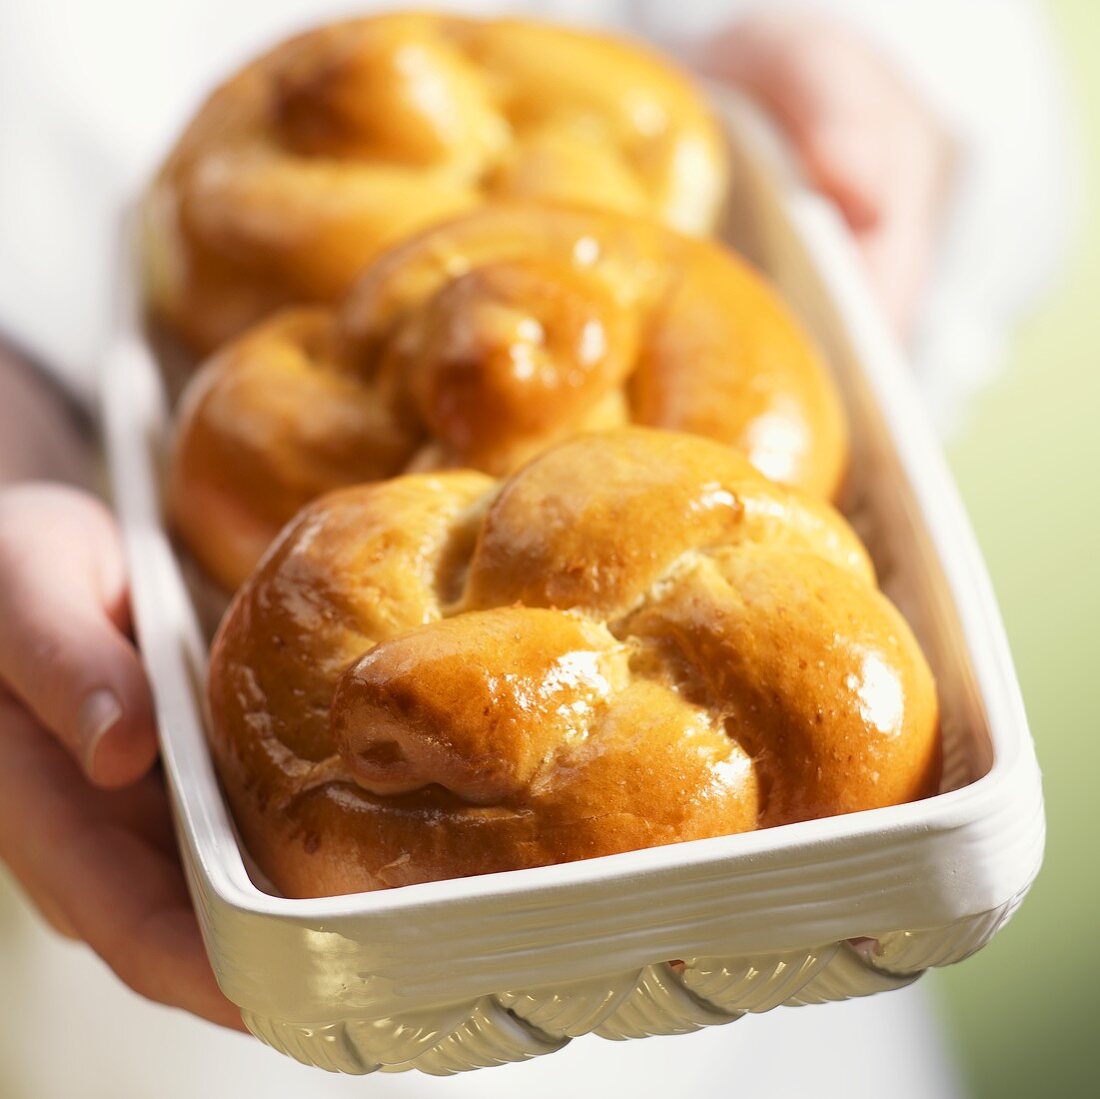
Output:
[
  {"xmin": 170, "ymin": 204, "xmax": 848, "ymax": 591},
  {"xmin": 144, "ymin": 12, "xmax": 730, "ymax": 354},
  {"xmin": 208, "ymin": 429, "xmax": 939, "ymax": 898}
]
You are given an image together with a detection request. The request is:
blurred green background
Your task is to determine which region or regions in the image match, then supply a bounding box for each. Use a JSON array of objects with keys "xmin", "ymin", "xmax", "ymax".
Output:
[{"xmin": 931, "ymin": 0, "xmax": 1100, "ymax": 1094}]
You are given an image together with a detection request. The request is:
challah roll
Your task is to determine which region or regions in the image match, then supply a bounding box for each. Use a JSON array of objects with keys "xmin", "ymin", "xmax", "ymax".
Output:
[
  {"xmin": 207, "ymin": 429, "xmax": 940, "ymax": 899},
  {"xmin": 170, "ymin": 204, "xmax": 847, "ymax": 591},
  {"xmin": 144, "ymin": 12, "xmax": 730, "ymax": 354}
]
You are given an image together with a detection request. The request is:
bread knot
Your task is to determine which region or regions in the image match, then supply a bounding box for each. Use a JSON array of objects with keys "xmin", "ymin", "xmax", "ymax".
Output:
[
  {"xmin": 207, "ymin": 429, "xmax": 939, "ymax": 898},
  {"xmin": 170, "ymin": 206, "xmax": 848, "ymax": 590},
  {"xmin": 144, "ymin": 12, "xmax": 730, "ymax": 353}
]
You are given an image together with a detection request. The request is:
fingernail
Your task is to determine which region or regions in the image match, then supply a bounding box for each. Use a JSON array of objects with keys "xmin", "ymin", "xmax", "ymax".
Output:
[{"xmin": 77, "ymin": 688, "xmax": 122, "ymax": 773}]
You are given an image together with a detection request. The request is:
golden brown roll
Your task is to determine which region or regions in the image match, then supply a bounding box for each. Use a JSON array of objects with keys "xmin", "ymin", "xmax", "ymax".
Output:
[
  {"xmin": 170, "ymin": 204, "xmax": 847, "ymax": 591},
  {"xmin": 144, "ymin": 12, "xmax": 730, "ymax": 354},
  {"xmin": 207, "ymin": 429, "xmax": 940, "ymax": 898}
]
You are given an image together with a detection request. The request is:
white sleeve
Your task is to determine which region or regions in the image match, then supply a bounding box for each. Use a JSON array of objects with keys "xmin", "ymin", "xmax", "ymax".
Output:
[{"xmin": 633, "ymin": 0, "xmax": 1078, "ymax": 432}]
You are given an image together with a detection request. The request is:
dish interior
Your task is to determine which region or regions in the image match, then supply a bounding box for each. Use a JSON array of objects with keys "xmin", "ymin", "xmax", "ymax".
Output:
[{"xmin": 149, "ymin": 99, "xmax": 994, "ymax": 903}]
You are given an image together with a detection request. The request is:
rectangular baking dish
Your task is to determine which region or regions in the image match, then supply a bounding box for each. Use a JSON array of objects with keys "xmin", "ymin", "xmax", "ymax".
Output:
[{"xmin": 101, "ymin": 91, "xmax": 1045, "ymax": 1076}]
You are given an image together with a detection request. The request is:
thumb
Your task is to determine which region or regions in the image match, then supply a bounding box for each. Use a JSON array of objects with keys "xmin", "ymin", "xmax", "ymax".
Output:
[{"xmin": 0, "ymin": 485, "xmax": 157, "ymax": 787}]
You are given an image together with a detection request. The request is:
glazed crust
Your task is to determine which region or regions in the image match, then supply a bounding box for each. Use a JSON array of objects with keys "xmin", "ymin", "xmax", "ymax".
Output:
[
  {"xmin": 207, "ymin": 429, "xmax": 940, "ymax": 898},
  {"xmin": 170, "ymin": 205, "xmax": 848, "ymax": 590},
  {"xmin": 144, "ymin": 12, "xmax": 730, "ymax": 354}
]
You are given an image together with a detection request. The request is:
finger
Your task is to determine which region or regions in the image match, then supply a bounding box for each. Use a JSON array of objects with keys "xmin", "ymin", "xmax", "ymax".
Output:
[
  {"xmin": 0, "ymin": 485, "xmax": 157, "ymax": 787},
  {"xmin": 14, "ymin": 876, "xmax": 81, "ymax": 940},
  {"xmin": 699, "ymin": 24, "xmax": 886, "ymax": 231},
  {"xmin": 851, "ymin": 128, "xmax": 946, "ymax": 336},
  {"xmin": 794, "ymin": 119, "xmax": 888, "ymax": 232},
  {"xmin": 855, "ymin": 214, "xmax": 930, "ymax": 337},
  {"xmin": 0, "ymin": 699, "xmax": 245, "ymax": 1030}
]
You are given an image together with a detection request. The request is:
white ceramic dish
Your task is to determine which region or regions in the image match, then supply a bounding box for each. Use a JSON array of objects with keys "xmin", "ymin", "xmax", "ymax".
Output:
[{"xmin": 101, "ymin": 91, "xmax": 1045, "ymax": 1076}]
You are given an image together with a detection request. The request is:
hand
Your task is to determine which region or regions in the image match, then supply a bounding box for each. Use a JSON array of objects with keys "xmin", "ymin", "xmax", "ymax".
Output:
[
  {"xmin": 699, "ymin": 14, "xmax": 954, "ymax": 335},
  {"xmin": 0, "ymin": 484, "xmax": 243, "ymax": 1030}
]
